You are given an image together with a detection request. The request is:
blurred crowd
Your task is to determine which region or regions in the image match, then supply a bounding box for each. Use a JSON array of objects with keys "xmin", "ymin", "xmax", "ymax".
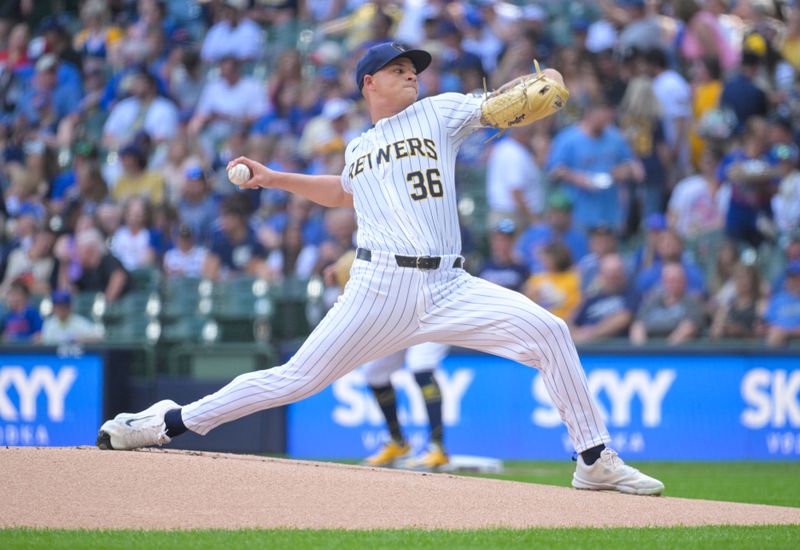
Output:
[{"xmin": 0, "ymin": 0, "xmax": 799, "ymax": 348}]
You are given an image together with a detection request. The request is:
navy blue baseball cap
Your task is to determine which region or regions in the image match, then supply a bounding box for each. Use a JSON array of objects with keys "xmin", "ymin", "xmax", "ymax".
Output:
[{"xmin": 355, "ymin": 42, "xmax": 432, "ymax": 92}]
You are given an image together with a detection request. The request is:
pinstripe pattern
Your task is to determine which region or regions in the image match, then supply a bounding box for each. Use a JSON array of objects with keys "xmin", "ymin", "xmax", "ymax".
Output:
[
  {"xmin": 362, "ymin": 342, "xmax": 450, "ymax": 386},
  {"xmin": 181, "ymin": 92, "xmax": 610, "ymax": 453}
]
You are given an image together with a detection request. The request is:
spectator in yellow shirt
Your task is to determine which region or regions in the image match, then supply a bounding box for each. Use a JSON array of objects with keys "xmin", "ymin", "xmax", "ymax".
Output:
[
  {"xmin": 112, "ymin": 142, "xmax": 165, "ymax": 205},
  {"xmin": 689, "ymin": 57, "xmax": 723, "ymax": 169},
  {"xmin": 524, "ymin": 241, "xmax": 581, "ymax": 321}
]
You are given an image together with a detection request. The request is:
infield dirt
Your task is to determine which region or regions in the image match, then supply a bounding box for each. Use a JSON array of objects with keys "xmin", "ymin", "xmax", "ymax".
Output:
[{"xmin": 2, "ymin": 447, "xmax": 799, "ymax": 530}]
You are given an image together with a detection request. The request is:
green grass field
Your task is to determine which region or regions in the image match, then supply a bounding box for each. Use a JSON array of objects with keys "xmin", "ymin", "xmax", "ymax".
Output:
[{"xmin": 3, "ymin": 461, "xmax": 799, "ymax": 549}]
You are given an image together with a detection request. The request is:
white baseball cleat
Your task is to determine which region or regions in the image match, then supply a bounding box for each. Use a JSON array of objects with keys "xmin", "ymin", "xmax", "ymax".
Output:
[
  {"xmin": 96, "ymin": 400, "xmax": 180, "ymax": 450},
  {"xmin": 572, "ymin": 448, "xmax": 664, "ymax": 495}
]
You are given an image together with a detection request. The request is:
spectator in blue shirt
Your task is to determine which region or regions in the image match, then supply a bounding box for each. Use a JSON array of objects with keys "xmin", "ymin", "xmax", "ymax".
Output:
[
  {"xmin": 717, "ymin": 116, "xmax": 776, "ymax": 247},
  {"xmin": 571, "ymin": 253, "xmax": 638, "ymax": 344},
  {"xmin": 1, "ymin": 280, "xmax": 42, "ymax": 342},
  {"xmin": 635, "ymin": 229, "xmax": 706, "ymax": 297},
  {"xmin": 765, "ymin": 261, "xmax": 800, "ymax": 347},
  {"xmin": 176, "ymin": 165, "xmax": 219, "ymax": 246},
  {"xmin": 203, "ymin": 195, "xmax": 270, "ymax": 281},
  {"xmin": 720, "ymin": 51, "xmax": 768, "ymax": 134},
  {"xmin": 479, "ymin": 219, "xmax": 529, "ymax": 292},
  {"xmin": 514, "ymin": 191, "xmax": 589, "ymax": 275},
  {"xmin": 16, "ymin": 54, "xmax": 81, "ymax": 133},
  {"xmin": 547, "ymin": 98, "xmax": 639, "ymax": 232}
]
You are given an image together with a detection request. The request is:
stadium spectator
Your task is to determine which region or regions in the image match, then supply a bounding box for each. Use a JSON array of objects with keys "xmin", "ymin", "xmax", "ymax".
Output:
[
  {"xmin": 0, "ymin": 224, "xmax": 55, "ymax": 297},
  {"xmin": 0, "ymin": 281, "xmax": 42, "ymax": 342},
  {"xmin": 524, "ymin": 241, "xmax": 581, "ymax": 321},
  {"xmin": 617, "ymin": 76, "xmax": 666, "ymax": 225},
  {"xmin": 163, "ymin": 224, "xmax": 207, "ymax": 279},
  {"xmin": 635, "ymin": 229, "xmax": 706, "ymax": 297},
  {"xmin": 616, "ymin": 0, "xmax": 665, "ymax": 54},
  {"xmin": 688, "ymin": 56, "xmax": 723, "ymax": 170},
  {"xmin": 478, "ymin": 219, "xmax": 529, "ymax": 292},
  {"xmin": 548, "ymin": 98, "xmax": 637, "ymax": 232},
  {"xmin": 57, "ymin": 60, "xmax": 110, "ymax": 151},
  {"xmin": 668, "ymin": 149, "xmax": 728, "ymax": 242},
  {"xmin": 41, "ymin": 289, "xmax": 104, "ymax": 344},
  {"xmin": 314, "ymin": 208, "xmax": 356, "ymax": 276},
  {"xmin": 112, "ymin": 142, "xmax": 166, "ymax": 205},
  {"xmin": 710, "ymin": 262, "xmax": 764, "ymax": 340},
  {"xmin": 162, "ymin": 135, "xmax": 207, "ymax": 205},
  {"xmin": 73, "ymin": 0, "xmax": 124, "ymax": 60},
  {"xmin": 200, "ymin": 0, "xmax": 263, "ymax": 63},
  {"xmin": 630, "ymin": 262, "xmax": 705, "ymax": 345},
  {"xmin": 95, "ymin": 202, "xmax": 124, "ymax": 239},
  {"xmin": 707, "ymin": 239, "xmax": 742, "ymax": 307},
  {"xmin": 764, "ymin": 261, "xmax": 800, "ymax": 347},
  {"xmin": 166, "ymin": 46, "xmax": 205, "ymax": 120},
  {"xmin": 266, "ymin": 217, "xmax": 318, "ymax": 281},
  {"xmin": 203, "ymin": 195, "xmax": 270, "ymax": 281},
  {"xmin": 720, "ymin": 51, "xmax": 769, "ymax": 133},
  {"xmin": 1, "ymin": 280, "xmax": 42, "ymax": 342},
  {"xmin": 102, "ymin": 67, "xmax": 179, "ymax": 152},
  {"xmin": 644, "ymin": 47, "xmax": 692, "ymax": 177},
  {"xmin": 485, "ymin": 124, "xmax": 544, "ymax": 229},
  {"xmin": 0, "ymin": 21, "xmax": 31, "ymax": 71},
  {"xmin": 109, "ymin": 197, "xmax": 158, "ymax": 272},
  {"xmin": 188, "ymin": 55, "xmax": 268, "ymax": 159},
  {"xmin": 675, "ymin": 0, "xmax": 739, "ymax": 72},
  {"xmin": 571, "ymin": 253, "xmax": 637, "ymax": 344},
  {"xmin": 176, "ymin": 165, "xmax": 218, "ymax": 246},
  {"xmin": 578, "ymin": 225, "xmax": 621, "ymax": 294},
  {"xmin": 69, "ymin": 228, "xmax": 131, "ymax": 303},
  {"xmin": 51, "ymin": 142, "xmax": 105, "ymax": 213},
  {"xmin": 770, "ymin": 144, "xmax": 800, "ymax": 244},
  {"xmin": 15, "ymin": 53, "xmax": 81, "ymax": 135},
  {"xmin": 298, "ymin": 98, "xmax": 357, "ymax": 167},
  {"xmin": 40, "ymin": 17, "xmax": 83, "ymax": 73},
  {"xmin": 514, "ymin": 191, "xmax": 589, "ymax": 275},
  {"xmin": 718, "ymin": 116, "xmax": 775, "ymax": 247}
]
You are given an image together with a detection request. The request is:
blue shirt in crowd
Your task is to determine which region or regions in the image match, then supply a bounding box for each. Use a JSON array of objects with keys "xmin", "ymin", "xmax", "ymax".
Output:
[
  {"xmin": 548, "ymin": 124, "xmax": 634, "ymax": 231},
  {"xmin": 764, "ymin": 290, "xmax": 800, "ymax": 330},
  {"xmin": 514, "ymin": 223, "xmax": 589, "ymax": 274},
  {"xmin": 1, "ymin": 306, "xmax": 43, "ymax": 342}
]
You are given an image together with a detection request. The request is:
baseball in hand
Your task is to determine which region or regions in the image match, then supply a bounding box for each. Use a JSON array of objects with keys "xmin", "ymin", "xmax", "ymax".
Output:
[{"xmin": 227, "ymin": 163, "xmax": 252, "ymax": 186}]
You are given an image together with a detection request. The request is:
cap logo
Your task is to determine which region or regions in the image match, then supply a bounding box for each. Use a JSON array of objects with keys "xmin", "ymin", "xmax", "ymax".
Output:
[{"xmin": 391, "ymin": 42, "xmax": 406, "ymax": 52}]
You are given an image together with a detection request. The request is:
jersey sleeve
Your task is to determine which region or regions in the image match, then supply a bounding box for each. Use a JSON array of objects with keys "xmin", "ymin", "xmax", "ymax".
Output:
[
  {"xmin": 428, "ymin": 93, "xmax": 486, "ymax": 143},
  {"xmin": 340, "ymin": 137, "xmax": 360, "ymax": 194}
]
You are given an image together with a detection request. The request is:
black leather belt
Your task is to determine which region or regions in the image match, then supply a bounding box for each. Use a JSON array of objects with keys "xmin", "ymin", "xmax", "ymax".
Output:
[{"xmin": 356, "ymin": 248, "xmax": 463, "ymax": 270}]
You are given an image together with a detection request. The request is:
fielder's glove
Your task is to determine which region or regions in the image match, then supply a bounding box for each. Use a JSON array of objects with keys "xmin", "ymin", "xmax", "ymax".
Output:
[{"xmin": 481, "ymin": 61, "xmax": 569, "ymax": 129}]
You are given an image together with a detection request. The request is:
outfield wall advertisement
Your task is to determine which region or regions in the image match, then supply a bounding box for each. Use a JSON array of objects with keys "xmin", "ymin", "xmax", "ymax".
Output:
[
  {"xmin": 287, "ymin": 354, "xmax": 800, "ymax": 461},
  {"xmin": 0, "ymin": 354, "xmax": 103, "ymax": 446}
]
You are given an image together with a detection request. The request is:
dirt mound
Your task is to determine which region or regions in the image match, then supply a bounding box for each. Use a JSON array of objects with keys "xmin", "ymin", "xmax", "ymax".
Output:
[{"xmin": 2, "ymin": 447, "xmax": 798, "ymax": 530}]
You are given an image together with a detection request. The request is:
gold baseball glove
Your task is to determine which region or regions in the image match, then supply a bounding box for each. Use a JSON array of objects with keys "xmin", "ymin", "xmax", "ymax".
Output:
[{"xmin": 481, "ymin": 61, "xmax": 569, "ymax": 129}]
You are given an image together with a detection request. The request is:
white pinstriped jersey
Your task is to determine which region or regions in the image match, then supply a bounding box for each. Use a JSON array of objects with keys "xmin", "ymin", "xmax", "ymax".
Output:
[{"xmin": 341, "ymin": 93, "xmax": 485, "ymax": 256}]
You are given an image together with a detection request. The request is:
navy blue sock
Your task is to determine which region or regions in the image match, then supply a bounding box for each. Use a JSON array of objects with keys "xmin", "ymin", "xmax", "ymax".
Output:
[
  {"xmin": 370, "ymin": 384, "xmax": 404, "ymax": 444},
  {"xmin": 581, "ymin": 444, "xmax": 605, "ymax": 465},
  {"xmin": 164, "ymin": 408, "xmax": 188, "ymax": 438},
  {"xmin": 414, "ymin": 371, "xmax": 444, "ymax": 446}
]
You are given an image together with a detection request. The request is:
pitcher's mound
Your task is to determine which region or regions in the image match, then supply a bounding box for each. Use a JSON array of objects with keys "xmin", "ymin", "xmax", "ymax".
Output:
[{"xmin": 2, "ymin": 447, "xmax": 798, "ymax": 530}]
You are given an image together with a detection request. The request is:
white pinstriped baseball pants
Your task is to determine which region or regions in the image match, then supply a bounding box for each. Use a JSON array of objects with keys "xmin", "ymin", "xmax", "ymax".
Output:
[
  {"xmin": 182, "ymin": 250, "xmax": 611, "ymax": 452},
  {"xmin": 361, "ymin": 341, "xmax": 449, "ymax": 387}
]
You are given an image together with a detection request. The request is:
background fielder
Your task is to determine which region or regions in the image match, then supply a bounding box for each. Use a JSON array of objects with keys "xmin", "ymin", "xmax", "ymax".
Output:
[
  {"xmin": 97, "ymin": 42, "xmax": 664, "ymax": 496},
  {"xmin": 360, "ymin": 342, "xmax": 450, "ymax": 470},
  {"xmin": 327, "ymin": 249, "xmax": 451, "ymax": 470}
]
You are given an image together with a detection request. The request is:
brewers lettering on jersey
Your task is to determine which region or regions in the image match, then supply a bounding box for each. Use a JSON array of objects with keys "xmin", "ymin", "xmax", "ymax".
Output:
[{"xmin": 96, "ymin": 42, "xmax": 664, "ymax": 496}]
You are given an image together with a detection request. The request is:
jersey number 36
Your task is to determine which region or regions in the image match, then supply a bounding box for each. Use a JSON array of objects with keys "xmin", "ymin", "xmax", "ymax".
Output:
[{"xmin": 407, "ymin": 168, "xmax": 443, "ymax": 201}]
